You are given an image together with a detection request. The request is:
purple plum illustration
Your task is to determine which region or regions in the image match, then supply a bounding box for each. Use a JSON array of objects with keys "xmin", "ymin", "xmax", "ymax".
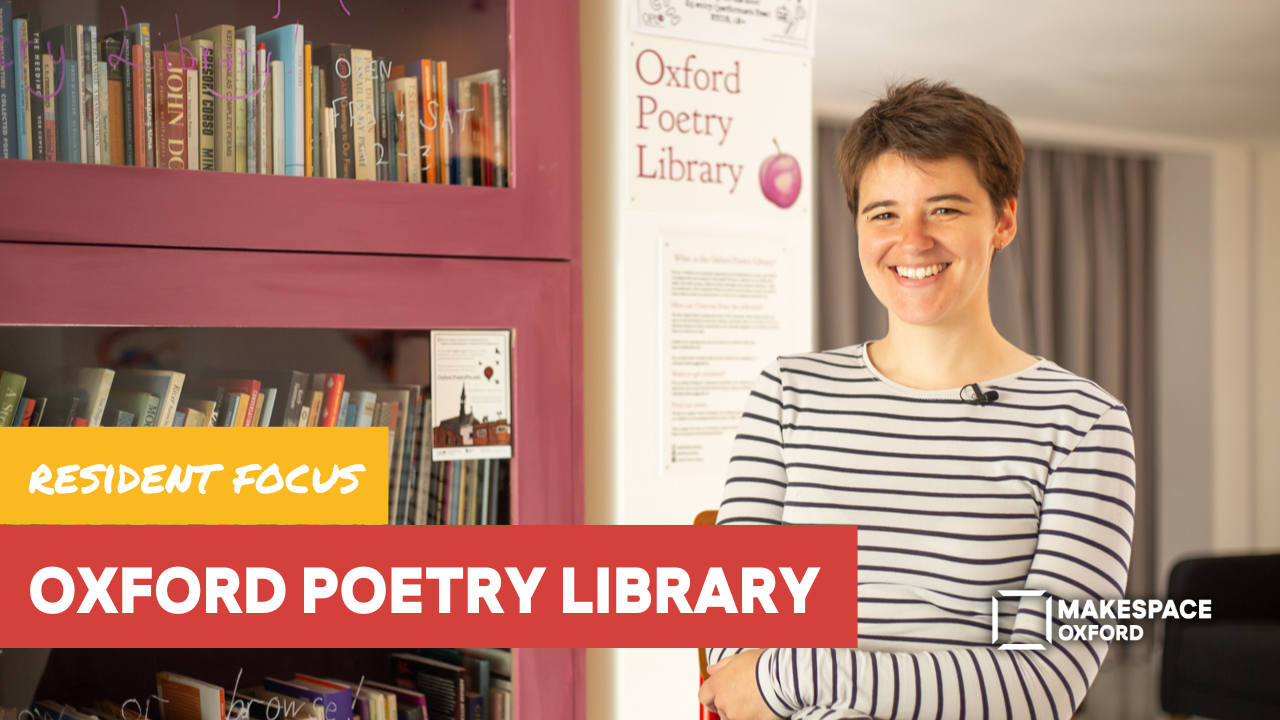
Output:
[{"xmin": 760, "ymin": 138, "xmax": 802, "ymax": 208}]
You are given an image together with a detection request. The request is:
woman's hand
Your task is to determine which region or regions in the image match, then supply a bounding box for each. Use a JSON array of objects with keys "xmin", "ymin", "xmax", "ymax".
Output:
[{"xmin": 698, "ymin": 649, "xmax": 785, "ymax": 720}]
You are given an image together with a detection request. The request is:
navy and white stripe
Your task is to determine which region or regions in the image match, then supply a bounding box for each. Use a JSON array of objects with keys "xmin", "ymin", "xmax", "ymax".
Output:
[{"xmin": 709, "ymin": 343, "xmax": 1135, "ymax": 719}]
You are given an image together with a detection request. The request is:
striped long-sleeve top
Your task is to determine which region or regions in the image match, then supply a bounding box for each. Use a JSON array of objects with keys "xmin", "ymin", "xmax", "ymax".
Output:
[{"xmin": 709, "ymin": 343, "xmax": 1136, "ymax": 719}]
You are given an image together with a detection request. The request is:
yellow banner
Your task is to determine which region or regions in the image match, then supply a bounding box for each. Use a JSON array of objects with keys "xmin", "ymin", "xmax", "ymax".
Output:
[{"xmin": 0, "ymin": 428, "xmax": 389, "ymax": 524}]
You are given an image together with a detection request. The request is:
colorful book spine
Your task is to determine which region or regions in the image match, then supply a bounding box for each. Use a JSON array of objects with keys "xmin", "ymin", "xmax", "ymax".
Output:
[
  {"xmin": 185, "ymin": 67, "xmax": 197, "ymax": 169},
  {"xmin": 13, "ymin": 17, "xmax": 28, "ymax": 159},
  {"xmin": 350, "ymin": 48, "xmax": 375, "ymax": 181},
  {"xmin": 311, "ymin": 64, "xmax": 322, "ymax": 177},
  {"xmin": 84, "ymin": 24, "xmax": 100, "ymax": 164},
  {"xmin": 189, "ymin": 25, "xmax": 233, "ymax": 171},
  {"xmin": 0, "ymin": 370, "xmax": 27, "ymax": 426},
  {"xmin": 0, "ymin": 1, "xmax": 15, "ymax": 159},
  {"xmin": 101, "ymin": 36, "xmax": 124, "ymax": 164},
  {"xmin": 56, "ymin": 57, "xmax": 80, "ymax": 162},
  {"xmin": 257, "ymin": 24, "xmax": 304, "ymax": 176},
  {"xmin": 234, "ymin": 36, "xmax": 246, "ymax": 172},
  {"xmin": 97, "ymin": 60, "xmax": 108, "ymax": 163},
  {"xmin": 153, "ymin": 51, "xmax": 187, "ymax": 168},
  {"xmin": 40, "ymin": 52, "xmax": 54, "ymax": 159},
  {"xmin": 129, "ymin": 23, "xmax": 153, "ymax": 166},
  {"xmin": 103, "ymin": 29, "xmax": 132, "ymax": 164},
  {"xmin": 270, "ymin": 58, "xmax": 283, "ymax": 173},
  {"xmin": 21, "ymin": 12, "xmax": 45, "ymax": 161}
]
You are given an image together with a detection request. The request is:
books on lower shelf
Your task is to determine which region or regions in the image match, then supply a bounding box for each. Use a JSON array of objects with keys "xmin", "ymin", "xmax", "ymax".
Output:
[
  {"xmin": 0, "ymin": 7, "xmax": 509, "ymax": 185},
  {"xmin": 13, "ymin": 649, "xmax": 514, "ymax": 720}
]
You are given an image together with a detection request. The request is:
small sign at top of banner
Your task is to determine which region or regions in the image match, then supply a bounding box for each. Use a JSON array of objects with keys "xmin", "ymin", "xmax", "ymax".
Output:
[{"xmin": 629, "ymin": 0, "xmax": 816, "ymax": 56}]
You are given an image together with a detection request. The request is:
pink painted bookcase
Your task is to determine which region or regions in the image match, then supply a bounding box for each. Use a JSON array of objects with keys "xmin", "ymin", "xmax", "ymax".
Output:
[{"xmin": 0, "ymin": 0, "xmax": 583, "ymax": 716}]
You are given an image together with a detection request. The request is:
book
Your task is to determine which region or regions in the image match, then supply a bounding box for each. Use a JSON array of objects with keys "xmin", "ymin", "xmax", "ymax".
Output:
[
  {"xmin": 334, "ymin": 390, "xmax": 350, "ymax": 428},
  {"xmin": 40, "ymin": 393, "xmax": 80, "ymax": 427},
  {"xmin": 256, "ymin": 387, "xmax": 278, "ymax": 426},
  {"xmin": 27, "ymin": 396, "xmax": 48, "ymax": 427},
  {"xmin": 187, "ymin": 25, "xmax": 234, "ymax": 171},
  {"xmin": 0, "ymin": 370, "xmax": 27, "ymax": 425},
  {"xmin": 235, "ymin": 25, "xmax": 256, "ymax": 173},
  {"xmin": 458, "ymin": 70, "xmax": 508, "ymax": 187},
  {"xmin": 112, "ymin": 369, "xmax": 185, "ymax": 429},
  {"xmin": 178, "ymin": 399, "xmax": 217, "ymax": 427},
  {"xmin": 0, "ymin": 1, "xmax": 15, "ymax": 160},
  {"xmin": 312, "ymin": 64, "xmax": 322, "ymax": 177},
  {"xmin": 127, "ymin": 23, "xmax": 152, "ymax": 166},
  {"xmin": 248, "ymin": 689, "xmax": 323, "ymax": 720},
  {"xmin": 270, "ymin": 57, "xmax": 284, "ymax": 173},
  {"xmin": 317, "ymin": 373, "xmax": 345, "ymax": 427},
  {"xmin": 321, "ymin": 107, "xmax": 335, "ymax": 177},
  {"xmin": 102, "ymin": 27, "xmax": 133, "ymax": 164},
  {"xmin": 258, "ymin": 45, "xmax": 270, "ymax": 173},
  {"xmin": 303, "ymin": 42, "xmax": 312, "ymax": 177},
  {"xmin": 71, "ymin": 367, "xmax": 115, "ymax": 426},
  {"xmin": 172, "ymin": 409, "xmax": 186, "ymax": 427},
  {"xmin": 102, "ymin": 408, "xmax": 137, "ymax": 427},
  {"xmin": 156, "ymin": 671, "xmax": 226, "ymax": 720},
  {"xmin": 234, "ymin": 36, "xmax": 246, "ymax": 172},
  {"xmin": 153, "ymin": 51, "xmax": 188, "ymax": 169},
  {"xmin": 13, "ymin": 16, "xmax": 29, "ymax": 160},
  {"xmin": 44, "ymin": 26, "xmax": 80, "ymax": 162},
  {"xmin": 393, "ymin": 61, "xmax": 435, "ymax": 183},
  {"xmin": 351, "ymin": 48, "xmax": 376, "ymax": 180},
  {"xmin": 130, "ymin": 42, "xmax": 144, "ymax": 165},
  {"xmin": 313, "ymin": 44, "xmax": 352, "ymax": 178},
  {"xmin": 386, "ymin": 77, "xmax": 420, "ymax": 183},
  {"xmin": 19, "ymin": 11, "xmax": 46, "ymax": 161},
  {"xmin": 374, "ymin": 56, "xmax": 388, "ymax": 180},
  {"xmin": 257, "ymin": 24, "xmax": 304, "ymax": 176},
  {"xmin": 198, "ymin": 378, "xmax": 260, "ymax": 427},
  {"xmin": 40, "ymin": 52, "xmax": 55, "ymax": 160},
  {"xmin": 360, "ymin": 682, "xmax": 419, "ymax": 720},
  {"xmin": 262, "ymin": 678, "xmax": 350, "ymax": 720},
  {"xmin": 180, "ymin": 37, "xmax": 215, "ymax": 170},
  {"xmin": 102, "ymin": 36, "xmax": 124, "ymax": 164},
  {"xmin": 83, "ymin": 25, "xmax": 100, "ymax": 164},
  {"xmin": 186, "ymin": 67, "xmax": 198, "ymax": 168},
  {"xmin": 98, "ymin": 60, "xmax": 109, "ymax": 162},
  {"xmin": 390, "ymin": 653, "xmax": 465, "ymax": 720}
]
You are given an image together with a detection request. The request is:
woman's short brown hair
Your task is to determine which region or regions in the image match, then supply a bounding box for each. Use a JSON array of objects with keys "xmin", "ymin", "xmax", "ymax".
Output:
[{"xmin": 838, "ymin": 79, "xmax": 1023, "ymax": 217}]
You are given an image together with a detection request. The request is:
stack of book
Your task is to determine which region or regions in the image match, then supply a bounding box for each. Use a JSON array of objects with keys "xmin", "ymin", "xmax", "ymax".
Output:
[
  {"xmin": 0, "ymin": 5, "xmax": 510, "ymax": 185},
  {"xmin": 20, "ymin": 649, "xmax": 514, "ymax": 720},
  {"xmin": 1, "ymin": 365, "xmax": 509, "ymax": 526}
]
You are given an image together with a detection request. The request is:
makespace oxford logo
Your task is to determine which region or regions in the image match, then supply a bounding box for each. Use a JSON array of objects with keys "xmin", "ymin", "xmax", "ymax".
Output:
[{"xmin": 989, "ymin": 590, "xmax": 1213, "ymax": 649}]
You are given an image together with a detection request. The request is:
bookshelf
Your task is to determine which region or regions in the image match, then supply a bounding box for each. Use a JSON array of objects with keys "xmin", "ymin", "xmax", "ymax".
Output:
[{"xmin": 0, "ymin": 0, "xmax": 583, "ymax": 717}]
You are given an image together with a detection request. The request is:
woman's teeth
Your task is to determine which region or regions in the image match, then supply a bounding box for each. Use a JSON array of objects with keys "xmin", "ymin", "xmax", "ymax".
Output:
[{"xmin": 895, "ymin": 263, "xmax": 949, "ymax": 280}]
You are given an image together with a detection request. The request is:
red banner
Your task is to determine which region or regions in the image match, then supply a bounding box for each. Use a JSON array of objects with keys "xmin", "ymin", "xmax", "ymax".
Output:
[{"xmin": 0, "ymin": 525, "xmax": 858, "ymax": 648}]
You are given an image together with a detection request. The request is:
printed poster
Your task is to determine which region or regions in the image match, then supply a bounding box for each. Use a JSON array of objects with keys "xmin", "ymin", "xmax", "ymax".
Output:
[
  {"xmin": 630, "ymin": 0, "xmax": 816, "ymax": 55},
  {"xmin": 431, "ymin": 330, "xmax": 514, "ymax": 461},
  {"xmin": 659, "ymin": 233, "xmax": 793, "ymax": 480}
]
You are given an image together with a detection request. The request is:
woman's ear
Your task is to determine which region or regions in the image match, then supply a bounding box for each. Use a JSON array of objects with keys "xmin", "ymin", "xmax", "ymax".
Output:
[{"xmin": 994, "ymin": 197, "xmax": 1017, "ymax": 251}]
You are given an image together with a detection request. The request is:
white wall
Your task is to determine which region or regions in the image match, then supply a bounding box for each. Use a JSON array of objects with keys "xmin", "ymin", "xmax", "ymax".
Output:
[{"xmin": 1255, "ymin": 146, "xmax": 1280, "ymax": 550}]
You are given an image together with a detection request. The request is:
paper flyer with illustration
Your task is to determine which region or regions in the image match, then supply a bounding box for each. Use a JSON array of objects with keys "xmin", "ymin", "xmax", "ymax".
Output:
[{"xmin": 431, "ymin": 330, "xmax": 514, "ymax": 460}]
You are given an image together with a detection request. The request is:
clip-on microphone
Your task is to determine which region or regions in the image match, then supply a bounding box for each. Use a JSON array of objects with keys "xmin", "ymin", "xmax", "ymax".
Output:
[{"xmin": 960, "ymin": 383, "xmax": 999, "ymax": 406}]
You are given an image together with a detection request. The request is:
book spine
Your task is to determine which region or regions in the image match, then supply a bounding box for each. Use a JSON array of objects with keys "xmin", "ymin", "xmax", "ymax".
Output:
[
  {"xmin": 257, "ymin": 46, "xmax": 267, "ymax": 173},
  {"xmin": 197, "ymin": 40, "xmax": 214, "ymax": 170},
  {"xmin": 27, "ymin": 16, "xmax": 45, "ymax": 161},
  {"xmin": 102, "ymin": 37, "xmax": 123, "ymax": 164},
  {"xmin": 271, "ymin": 58, "xmax": 283, "ymax": 174},
  {"xmin": 185, "ymin": 68, "xmax": 197, "ymax": 169},
  {"xmin": 130, "ymin": 43, "xmax": 143, "ymax": 165},
  {"xmin": 0, "ymin": 1, "xmax": 17, "ymax": 159},
  {"xmin": 98, "ymin": 61, "xmax": 108, "ymax": 163},
  {"xmin": 136, "ymin": 25, "xmax": 153, "ymax": 166},
  {"xmin": 435, "ymin": 61, "xmax": 449, "ymax": 184},
  {"xmin": 234, "ymin": 37, "xmax": 246, "ymax": 172},
  {"xmin": 351, "ymin": 49, "xmax": 374, "ymax": 180},
  {"xmin": 375, "ymin": 58, "xmax": 387, "ymax": 180},
  {"xmin": 318, "ymin": 46, "xmax": 353, "ymax": 178},
  {"xmin": 57, "ymin": 57, "xmax": 80, "ymax": 162},
  {"xmin": 237, "ymin": 26, "xmax": 256, "ymax": 173},
  {"xmin": 86, "ymin": 25, "xmax": 100, "ymax": 164},
  {"xmin": 289, "ymin": 26, "xmax": 303, "ymax": 176},
  {"xmin": 14, "ymin": 18, "xmax": 30, "ymax": 160},
  {"xmin": 311, "ymin": 64, "xmax": 322, "ymax": 177},
  {"xmin": 40, "ymin": 53, "xmax": 53, "ymax": 159},
  {"xmin": 0, "ymin": 372, "xmax": 26, "ymax": 426},
  {"xmin": 303, "ymin": 42, "xmax": 312, "ymax": 177},
  {"xmin": 113, "ymin": 33, "xmax": 132, "ymax": 165},
  {"xmin": 74, "ymin": 26, "xmax": 86, "ymax": 162},
  {"xmin": 216, "ymin": 25, "xmax": 233, "ymax": 171},
  {"xmin": 154, "ymin": 55, "xmax": 186, "ymax": 169}
]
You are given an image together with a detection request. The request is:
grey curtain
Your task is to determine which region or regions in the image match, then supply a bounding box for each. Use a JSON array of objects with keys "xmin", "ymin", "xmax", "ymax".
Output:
[{"xmin": 816, "ymin": 125, "xmax": 1157, "ymax": 607}]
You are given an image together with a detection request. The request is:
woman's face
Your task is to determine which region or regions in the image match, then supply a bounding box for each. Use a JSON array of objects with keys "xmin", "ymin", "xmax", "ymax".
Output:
[{"xmin": 856, "ymin": 152, "xmax": 1016, "ymax": 328}]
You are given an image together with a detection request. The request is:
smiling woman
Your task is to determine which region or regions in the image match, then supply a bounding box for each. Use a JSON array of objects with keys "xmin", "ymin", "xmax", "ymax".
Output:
[{"xmin": 701, "ymin": 81, "xmax": 1136, "ymax": 720}]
